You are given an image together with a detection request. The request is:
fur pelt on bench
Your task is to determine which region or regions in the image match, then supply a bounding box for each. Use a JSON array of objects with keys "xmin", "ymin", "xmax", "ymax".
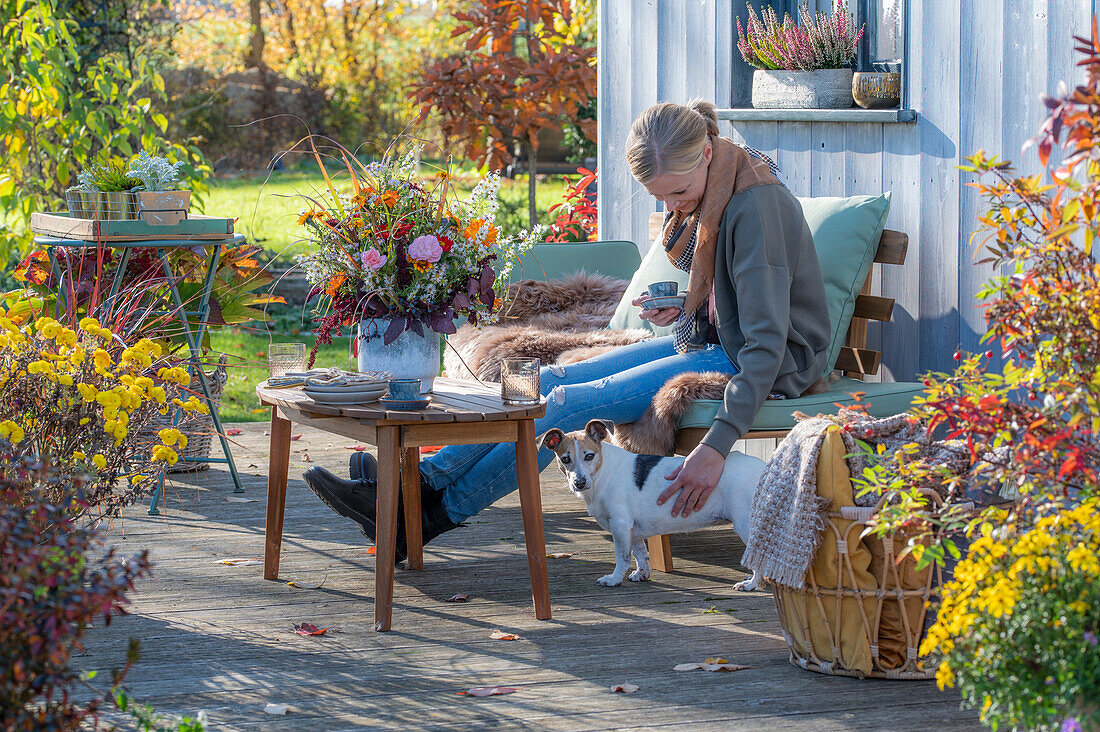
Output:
[
  {"xmin": 444, "ymin": 272, "xmax": 652, "ymax": 382},
  {"xmin": 443, "ymin": 271, "xmax": 765, "ymax": 457}
]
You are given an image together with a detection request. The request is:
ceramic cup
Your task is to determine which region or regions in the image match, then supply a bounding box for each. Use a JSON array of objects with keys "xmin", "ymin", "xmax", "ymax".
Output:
[
  {"xmin": 387, "ymin": 378, "xmax": 422, "ymax": 401},
  {"xmin": 647, "ymin": 281, "xmax": 679, "ymax": 298}
]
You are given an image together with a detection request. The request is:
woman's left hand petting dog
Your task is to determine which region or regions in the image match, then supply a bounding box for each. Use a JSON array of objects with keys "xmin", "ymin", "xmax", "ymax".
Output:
[{"xmin": 539, "ymin": 420, "xmax": 765, "ymax": 589}]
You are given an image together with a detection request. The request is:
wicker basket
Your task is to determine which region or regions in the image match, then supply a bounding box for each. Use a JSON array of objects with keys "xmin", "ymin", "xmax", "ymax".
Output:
[
  {"xmin": 143, "ymin": 356, "xmax": 228, "ymax": 472},
  {"xmin": 771, "ymin": 427, "xmax": 972, "ymax": 680}
]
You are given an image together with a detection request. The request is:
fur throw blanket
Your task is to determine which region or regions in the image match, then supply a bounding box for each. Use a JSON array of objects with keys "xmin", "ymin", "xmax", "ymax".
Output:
[{"xmin": 444, "ymin": 272, "xmax": 651, "ymax": 382}]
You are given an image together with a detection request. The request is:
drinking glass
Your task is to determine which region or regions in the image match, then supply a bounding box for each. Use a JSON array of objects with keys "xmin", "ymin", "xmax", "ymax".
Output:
[
  {"xmin": 501, "ymin": 357, "xmax": 541, "ymax": 406},
  {"xmin": 268, "ymin": 342, "xmax": 307, "ymax": 379}
]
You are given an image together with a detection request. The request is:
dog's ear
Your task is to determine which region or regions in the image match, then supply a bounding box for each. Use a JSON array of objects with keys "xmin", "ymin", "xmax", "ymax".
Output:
[
  {"xmin": 538, "ymin": 428, "xmax": 565, "ymax": 452},
  {"xmin": 585, "ymin": 419, "xmax": 615, "ymax": 443}
]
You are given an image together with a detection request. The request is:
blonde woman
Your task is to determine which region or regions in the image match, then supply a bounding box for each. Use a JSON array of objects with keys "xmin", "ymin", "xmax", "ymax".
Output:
[{"xmin": 304, "ymin": 100, "xmax": 831, "ymax": 562}]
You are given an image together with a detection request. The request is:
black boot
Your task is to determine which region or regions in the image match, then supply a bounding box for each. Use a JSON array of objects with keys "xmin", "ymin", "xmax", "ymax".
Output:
[
  {"xmin": 349, "ymin": 451, "xmax": 376, "ymax": 482},
  {"xmin": 349, "ymin": 450, "xmax": 458, "ymax": 545}
]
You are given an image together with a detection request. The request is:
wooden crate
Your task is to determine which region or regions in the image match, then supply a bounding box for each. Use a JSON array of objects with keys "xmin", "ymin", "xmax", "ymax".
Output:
[{"xmin": 30, "ymin": 212, "xmax": 236, "ymax": 242}]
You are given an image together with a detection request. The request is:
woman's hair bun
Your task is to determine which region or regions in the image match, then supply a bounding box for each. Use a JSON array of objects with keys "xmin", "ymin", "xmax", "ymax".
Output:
[{"xmin": 687, "ymin": 98, "xmax": 719, "ymax": 137}]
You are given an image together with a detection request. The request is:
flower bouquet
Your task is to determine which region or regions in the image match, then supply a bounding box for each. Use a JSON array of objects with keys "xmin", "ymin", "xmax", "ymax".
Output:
[{"xmin": 296, "ymin": 143, "xmax": 541, "ymax": 369}]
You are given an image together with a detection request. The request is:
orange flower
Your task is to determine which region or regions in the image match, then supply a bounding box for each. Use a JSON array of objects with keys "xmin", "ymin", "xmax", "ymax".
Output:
[
  {"xmin": 324, "ymin": 274, "xmax": 346, "ymax": 295},
  {"xmin": 463, "ymin": 218, "xmax": 483, "ymax": 241},
  {"xmin": 379, "ymin": 190, "xmax": 399, "ymax": 208},
  {"xmin": 297, "ymin": 210, "xmax": 319, "ymax": 226},
  {"xmin": 483, "ymin": 224, "xmax": 498, "ymax": 247},
  {"xmin": 412, "ymin": 260, "xmax": 433, "ymax": 273}
]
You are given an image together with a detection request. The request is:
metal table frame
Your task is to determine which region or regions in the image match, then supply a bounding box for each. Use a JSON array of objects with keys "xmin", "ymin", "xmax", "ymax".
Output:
[{"xmin": 35, "ymin": 234, "xmax": 245, "ymax": 510}]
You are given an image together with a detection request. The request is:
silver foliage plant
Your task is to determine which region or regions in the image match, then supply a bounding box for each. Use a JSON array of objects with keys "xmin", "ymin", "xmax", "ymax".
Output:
[{"xmin": 125, "ymin": 151, "xmax": 185, "ymax": 192}]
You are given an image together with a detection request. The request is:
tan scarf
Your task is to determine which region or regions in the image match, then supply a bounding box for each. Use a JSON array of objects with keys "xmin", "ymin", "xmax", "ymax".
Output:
[{"xmin": 661, "ymin": 136, "xmax": 781, "ymax": 316}]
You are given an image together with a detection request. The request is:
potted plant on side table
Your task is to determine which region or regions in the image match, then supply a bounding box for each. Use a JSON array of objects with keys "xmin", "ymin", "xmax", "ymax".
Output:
[{"xmin": 736, "ymin": 0, "xmax": 863, "ymax": 109}]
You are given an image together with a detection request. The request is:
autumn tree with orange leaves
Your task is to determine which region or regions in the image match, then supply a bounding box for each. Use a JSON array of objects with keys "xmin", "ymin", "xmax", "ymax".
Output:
[{"xmin": 412, "ymin": 0, "xmax": 596, "ymax": 227}]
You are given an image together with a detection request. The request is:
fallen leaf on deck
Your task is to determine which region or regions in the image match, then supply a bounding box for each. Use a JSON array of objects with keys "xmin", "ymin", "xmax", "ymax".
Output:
[
  {"xmin": 346, "ymin": 444, "xmax": 368, "ymax": 451},
  {"xmin": 462, "ymin": 686, "xmax": 518, "ymax": 697},
  {"xmin": 290, "ymin": 434, "xmax": 302, "ymax": 441},
  {"xmin": 446, "ymin": 593, "xmax": 469, "ymax": 603},
  {"xmin": 287, "ymin": 576, "xmax": 327, "ymax": 590},
  {"xmin": 247, "ymin": 463, "xmax": 259, "ymax": 468},
  {"xmin": 263, "ymin": 703, "xmax": 289, "ymax": 715},
  {"xmin": 547, "ymin": 552, "xmax": 575, "ymax": 559},
  {"xmin": 610, "ymin": 681, "xmax": 639, "ymax": 694},
  {"xmin": 673, "ymin": 659, "xmax": 749, "ymax": 672},
  {"xmin": 263, "ymin": 430, "xmax": 270, "ymax": 436},
  {"xmin": 301, "ymin": 452, "xmax": 311, "ymax": 462},
  {"xmin": 293, "ymin": 623, "xmax": 327, "ymax": 636},
  {"xmin": 356, "ymin": 546, "xmax": 377, "ymax": 556},
  {"xmin": 225, "ymin": 428, "xmax": 243, "ymax": 436},
  {"xmin": 226, "ymin": 497, "xmax": 259, "ymax": 503},
  {"xmin": 218, "ymin": 558, "xmax": 262, "ymax": 566},
  {"xmin": 490, "ymin": 630, "xmax": 521, "ymax": 641}
]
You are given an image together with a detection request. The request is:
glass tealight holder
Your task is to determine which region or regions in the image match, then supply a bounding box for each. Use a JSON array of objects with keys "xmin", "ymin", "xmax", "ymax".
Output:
[
  {"xmin": 268, "ymin": 342, "xmax": 307, "ymax": 380},
  {"xmin": 501, "ymin": 357, "xmax": 541, "ymax": 406}
]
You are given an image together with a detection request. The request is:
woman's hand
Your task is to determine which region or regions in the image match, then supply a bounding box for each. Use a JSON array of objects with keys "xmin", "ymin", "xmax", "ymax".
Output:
[
  {"xmin": 657, "ymin": 443, "xmax": 725, "ymax": 518},
  {"xmin": 632, "ymin": 294, "xmax": 681, "ymax": 327}
]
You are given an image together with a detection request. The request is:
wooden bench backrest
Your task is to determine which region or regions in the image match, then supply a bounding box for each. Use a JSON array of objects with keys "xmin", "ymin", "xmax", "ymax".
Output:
[{"xmin": 645, "ymin": 211, "xmax": 908, "ymax": 380}]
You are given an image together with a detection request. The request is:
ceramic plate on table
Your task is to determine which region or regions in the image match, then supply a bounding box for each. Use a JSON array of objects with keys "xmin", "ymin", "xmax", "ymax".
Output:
[
  {"xmin": 379, "ymin": 397, "xmax": 431, "ymax": 411},
  {"xmin": 301, "ymin": 380, "xmax": 389, "ymax": 394},
  {"xmin": 639, "ymin": 294, "xmax": 686, "ymax": 310},
  {"xmin": 302, "ymin": 387, "xmax": 388, "ymax": 405}
]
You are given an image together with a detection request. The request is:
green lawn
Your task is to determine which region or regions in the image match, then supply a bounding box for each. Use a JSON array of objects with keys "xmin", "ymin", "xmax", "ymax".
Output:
[
  {"xmin": 203, "ymin": 167, "xmax": 571, "ymax": 264},
  {"xmin": 209, "ymin": 327, "xmax": 352, "ymax": 422}
]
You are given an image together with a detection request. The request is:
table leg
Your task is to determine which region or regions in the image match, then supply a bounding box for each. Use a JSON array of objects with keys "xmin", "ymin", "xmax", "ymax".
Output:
[
  {"xmin": 401, "ymin": 447, "xmax": 424, "ymax": 571},
  {"xmin": 264, "ymin": 407, "xmax": 292, "ymax": 580},
  {"xmin": 374, "ymin": 426, "xmax": 401, "ymax": 631},
  {"xmin": 647, "ymin": 535, "xmax": 674, "ymax": 573},
  {"xmin": 515, "ymin": 419, "xmax": 551, "ymax": 620}
]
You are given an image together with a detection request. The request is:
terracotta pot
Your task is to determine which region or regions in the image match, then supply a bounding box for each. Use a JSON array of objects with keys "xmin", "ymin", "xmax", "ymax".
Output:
[
  {"xmin": 853, "ymin": 72, "xmax": 901, "ymax": 109},
  {"xmin": 751, "ymin": 68, "xmax": 854, "ymax": 109}
]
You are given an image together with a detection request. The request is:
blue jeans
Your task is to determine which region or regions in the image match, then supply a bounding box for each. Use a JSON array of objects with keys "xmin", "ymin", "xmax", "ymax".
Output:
[{"xmin": 421, "ymin": 336, "xmax": 737, "ymax": 523}]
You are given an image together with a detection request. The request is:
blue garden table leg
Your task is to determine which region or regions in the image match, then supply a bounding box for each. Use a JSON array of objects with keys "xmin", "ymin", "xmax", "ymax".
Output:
[{"xmin": 148, "ymin": 239, "xmax": 243, "ymax": 514}]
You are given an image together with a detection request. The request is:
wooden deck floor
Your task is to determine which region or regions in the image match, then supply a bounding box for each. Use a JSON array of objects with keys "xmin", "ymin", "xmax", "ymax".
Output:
[{"xmin": 80, "ymin": 422, "xmax": 980, "ymax": 731}]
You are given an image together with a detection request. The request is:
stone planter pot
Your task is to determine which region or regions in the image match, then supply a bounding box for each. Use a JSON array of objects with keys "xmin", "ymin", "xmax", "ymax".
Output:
[
  {"xmin": 356, "ymin": 318, "xmax": 440, "ymax": 393},
  {"xmin": 751, "ymin": 68, "xmax": 854, "ymax": 109}
]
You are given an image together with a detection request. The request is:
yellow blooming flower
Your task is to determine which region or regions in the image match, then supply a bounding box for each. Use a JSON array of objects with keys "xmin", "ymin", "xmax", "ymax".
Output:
[
  {"xmin": 935, "ymin": 662, "xmax": 955, "ymax": 690},
  {"xmin": 93, "ymin": 348, "xmax": 112, "ymax": 371},
  {"xmin": 72, "ymin": 451, "xmax": 86, "ymax": 460},
  {"xmin": 0, "ymin": 420, "xmax": 25, "ymax": 443},
  {"xmin": 151, "ymin": 444, "xmax": 179, "ymax": 466},
  {"xmin": 92, "ymin": 453, "xmax": 107, "ymax": 470}
]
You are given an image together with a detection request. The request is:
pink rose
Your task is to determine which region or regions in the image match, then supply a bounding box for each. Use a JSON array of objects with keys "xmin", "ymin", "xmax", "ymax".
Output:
[
  {"xmin": 360, "ymin": 248, "xmax": 387, "ymax": 271},
  {"xmin": 407, "ymin": 234, "xmax": 443, "ymax": 263}
]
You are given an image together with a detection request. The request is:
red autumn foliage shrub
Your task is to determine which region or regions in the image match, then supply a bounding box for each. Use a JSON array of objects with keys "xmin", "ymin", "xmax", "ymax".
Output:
[
  {"xmin": 545, "ymin": 167, "xmax": 598, "ymax": 243},
  {"xmin": 0, "ymin": 447, "xmax": 150, "ymax": 731}
]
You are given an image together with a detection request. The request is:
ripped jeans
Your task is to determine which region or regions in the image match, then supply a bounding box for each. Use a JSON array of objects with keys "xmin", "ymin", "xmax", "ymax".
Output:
[{"xmin": 420, "ymin": 336, "xmax": 737, "ymax": 523}]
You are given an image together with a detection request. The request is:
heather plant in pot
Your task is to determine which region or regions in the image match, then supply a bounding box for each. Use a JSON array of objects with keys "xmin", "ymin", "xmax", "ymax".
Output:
[
  {"xmin": 736, "ymin": 0, "xmax": 863, "ymax": 109},
  {"xmin": 855, "ymin": 24, "xmax": 1100, "ymax": 731},
  {"xmin": 295, "ymin": 139, "xmax": 541, "ymax": 390}
]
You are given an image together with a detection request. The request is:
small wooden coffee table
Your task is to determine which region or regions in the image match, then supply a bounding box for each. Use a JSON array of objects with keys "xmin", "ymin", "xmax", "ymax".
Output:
[{"xmin": 256, "ymin": 377, "xmax": 549, "ymax": 631}]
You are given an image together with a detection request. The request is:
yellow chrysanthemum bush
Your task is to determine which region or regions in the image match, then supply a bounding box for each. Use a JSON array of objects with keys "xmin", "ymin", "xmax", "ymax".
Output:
[
  {"xmin": 855, "ymin": 27, "xmax": 1100, "ymax": 732},
  {"xmin": 0, "ymin": 308, "xmax": 208, "ymax": 518},
  {"xmin": 920, "ymin": 501, "xmax": 1100, "ymax": 728}
]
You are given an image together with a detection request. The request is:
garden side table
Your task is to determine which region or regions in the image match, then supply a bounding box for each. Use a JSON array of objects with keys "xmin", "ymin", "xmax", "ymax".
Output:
[
  {"xmin": 34, "ymin": 233, "xmax": 246, "ymax": 507},
  {"xmin": 256, "ymin": 377, "xmax": 550, "ymax": 631}
]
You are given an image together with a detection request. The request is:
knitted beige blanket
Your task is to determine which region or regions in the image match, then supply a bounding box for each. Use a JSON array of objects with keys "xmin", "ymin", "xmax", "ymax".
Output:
[{"xmin": 742, "ymin": 412, "xmax": 973, "ymax": 590}]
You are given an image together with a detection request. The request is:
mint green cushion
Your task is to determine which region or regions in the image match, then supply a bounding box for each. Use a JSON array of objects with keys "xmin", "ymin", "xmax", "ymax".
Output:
[
  {"xmin": 800, "ymin": 193, "xmax": 891, "ymax": 376},
  {"xmin": 509, "ymin": 241, "xmax": 642, "ymax": 283},
  {"xmin": 606, "ymin": 194, "xmax": 892, "ymax": 376},
  {"xmin": 677, "ymin": 378, "xmax": 925, "ymax": 431}
]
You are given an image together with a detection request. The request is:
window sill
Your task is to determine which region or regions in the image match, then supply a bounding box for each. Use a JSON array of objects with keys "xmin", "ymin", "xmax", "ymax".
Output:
[{"xmin": 716, "ymin": 108, "xmax": 918, "ymax": 123}]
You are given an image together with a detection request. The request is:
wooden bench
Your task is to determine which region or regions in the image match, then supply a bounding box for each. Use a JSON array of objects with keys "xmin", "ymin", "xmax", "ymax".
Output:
[{"xmin": 643, "ymin": 212, "xmax": 914, "ymax": 573}]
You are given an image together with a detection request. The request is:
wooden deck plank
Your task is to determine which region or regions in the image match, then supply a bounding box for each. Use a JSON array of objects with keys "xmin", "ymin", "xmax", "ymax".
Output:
[{"xmin": 78, "ymin": 422, "xmax": 978, "ymax": 730}]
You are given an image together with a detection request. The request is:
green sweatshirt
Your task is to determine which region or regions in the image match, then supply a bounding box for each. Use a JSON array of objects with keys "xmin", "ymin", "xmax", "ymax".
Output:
[{"xmin": 699, "ymin": 183, "xmax": 831, "ymax": 456}]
